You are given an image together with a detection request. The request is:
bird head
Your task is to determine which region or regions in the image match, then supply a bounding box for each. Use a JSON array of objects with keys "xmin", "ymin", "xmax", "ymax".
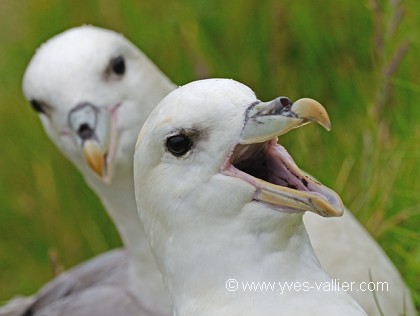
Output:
[
  {"xmin": 134, "ymin": 78, "xmax": 344, "ymax": 253},
  {"xmin": 22, "ymin": 25, "xmax": 174, "ymax": 184}
]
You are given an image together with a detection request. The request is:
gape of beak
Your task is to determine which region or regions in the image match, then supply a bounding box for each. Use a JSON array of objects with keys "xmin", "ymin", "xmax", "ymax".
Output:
[{"xmin": 222, "ymin": 97, "xmax": 344, "ymax": 217}]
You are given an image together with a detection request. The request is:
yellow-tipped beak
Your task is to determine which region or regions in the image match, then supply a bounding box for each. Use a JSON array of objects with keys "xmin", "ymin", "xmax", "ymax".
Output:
[
  {"xmin": 292, "ymin": 98, "xmax": 331, "ymax": 131},
  {"xmin": 254, "ymin": 172, "xmax": 343, "ymax": 218},
  {"xmin": 82, "ymin": 139, "xmax": 108, "ymax": 179},
  {"xmin": 223, "ymin": 96, "xmax": 343, "ymax": 217},
  {"xmin": 240, "ymin": 97, "xmax": 331, "ymax": 145},
  {"xmin": 68, "ymin": 102, "xmax": 119, "ymax": 184}
]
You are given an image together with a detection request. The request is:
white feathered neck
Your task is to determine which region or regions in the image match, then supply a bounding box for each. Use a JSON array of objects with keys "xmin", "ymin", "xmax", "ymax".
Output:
[
  {"xmin": 143, "ymin": 186, "xmax": 365, "ymax": 316},
  {"xmin": 134, "ymin": 79, "xmax": 366, "ymax": 316}
]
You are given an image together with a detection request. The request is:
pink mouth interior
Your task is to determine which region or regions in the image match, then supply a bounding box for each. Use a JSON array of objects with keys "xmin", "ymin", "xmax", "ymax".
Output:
[
  {"xmin": 227, "ymin": 138, "xmax": 313, "ymax": 192},
  {"xmin": 221, "ymin": 137, "xmax": 343, "ymax": 214}
]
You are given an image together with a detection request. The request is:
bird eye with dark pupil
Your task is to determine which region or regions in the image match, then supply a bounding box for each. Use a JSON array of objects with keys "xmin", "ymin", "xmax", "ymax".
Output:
[
  {"xmin": 30, "ymin": 100, "xmax": 46, "ymax": 114},
  {"xmin": 166, "ymin": 135, "xmax": 192, "ymax": 157},
  {"xmin": 112, "ymin": 56, "xmax": 126, "ymax": 75}
]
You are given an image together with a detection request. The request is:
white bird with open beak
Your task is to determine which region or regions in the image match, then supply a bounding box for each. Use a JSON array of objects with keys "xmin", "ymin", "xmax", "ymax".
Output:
[
  {"xmin": 134, "ymin": 78, "xmax": 367, "ymax": 315},
  {"xmin": 2, "ymin": 25, "xmax": 414, "ymax": 316}
]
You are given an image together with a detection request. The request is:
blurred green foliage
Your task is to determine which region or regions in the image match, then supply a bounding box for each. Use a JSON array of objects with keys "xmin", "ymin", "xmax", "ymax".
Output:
[{"xmin": 0, "ymin": 0, "xmax": 418, "ymax": 310}]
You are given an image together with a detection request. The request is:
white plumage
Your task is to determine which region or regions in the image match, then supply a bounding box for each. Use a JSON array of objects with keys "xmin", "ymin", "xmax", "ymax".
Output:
[
  {"xmin": 7, "ymin": 26, "xmax": 175, "ymax": 316},
  {"xmin": 1, "ymin": 25, "xmax": 414, "ymax": 316},
  {"xmin": 134, "ymin": 78, "xmax": 366, "ymax": 315}
]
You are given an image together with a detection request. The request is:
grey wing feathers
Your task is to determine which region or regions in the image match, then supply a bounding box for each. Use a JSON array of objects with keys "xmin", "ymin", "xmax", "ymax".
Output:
[
  {"xmin": 0, "ymin": 248, "xmax": 140, "ymax": 316},
  {"xmin": 0, "ymin": 296, "xmax": 35, "ymax": 316},
  {"xmin": 27, "ymin": 287, "xmax": 147, "ymax": 316}
]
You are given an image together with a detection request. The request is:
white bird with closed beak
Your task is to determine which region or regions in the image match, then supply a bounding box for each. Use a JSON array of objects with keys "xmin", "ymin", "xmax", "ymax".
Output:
[{"xmin": 15, "ymin": 26, "xmax": 175, "ymax": 316}]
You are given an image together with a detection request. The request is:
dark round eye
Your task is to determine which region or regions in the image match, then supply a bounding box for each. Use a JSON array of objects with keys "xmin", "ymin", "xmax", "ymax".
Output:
[
  {"xmin": 29, "ymin": 99, "xmax": 46, "ymax": 114},
  {"xmin": 166, "ymin": 134, "xmax": 192, "ymax": 157},
  {"xmin": 112, "ymin": 56, "xmax": 126, "ymax": 75}
]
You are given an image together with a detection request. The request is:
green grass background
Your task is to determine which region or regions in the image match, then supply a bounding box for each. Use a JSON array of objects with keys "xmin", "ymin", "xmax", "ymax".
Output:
[{"xmin": 0, "ymin": 0, "xmax": 419, "ymax": 310}]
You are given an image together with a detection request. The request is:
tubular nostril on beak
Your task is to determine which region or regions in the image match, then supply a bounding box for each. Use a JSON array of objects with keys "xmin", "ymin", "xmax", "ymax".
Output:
[
  {"xmin": 68, "ymin": 102, "xmax": 98, "ymax": 141},
  {"xmin": 77, "ymin": 123, "xmax": 95, "ymax": 140},
  {"xmin": 279, "ymin": 97, "xmax": 292, "ymax": 107},
  {"xmin": 262, "ymin": 97, "xmax": 293, "ymax": 116}
]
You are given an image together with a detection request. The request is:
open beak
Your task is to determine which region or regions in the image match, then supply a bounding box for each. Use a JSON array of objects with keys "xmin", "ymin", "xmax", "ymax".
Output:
[
  {"xmin": 68, "ymin": 103, "xmax": 119, "ymax": 184},
  {"xmin": 222, "ymin": 97, "xmax": 344, "ymax": 217}
]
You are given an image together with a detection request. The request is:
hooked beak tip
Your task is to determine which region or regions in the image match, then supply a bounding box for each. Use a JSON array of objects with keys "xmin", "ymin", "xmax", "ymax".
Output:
[
  {"xmin": 291, "ymin": 98, "xmax": 332, "ymax": 131},
  {"xmin": 239, "ymin": 96, "xmax": 332, "ymax": 145}
]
